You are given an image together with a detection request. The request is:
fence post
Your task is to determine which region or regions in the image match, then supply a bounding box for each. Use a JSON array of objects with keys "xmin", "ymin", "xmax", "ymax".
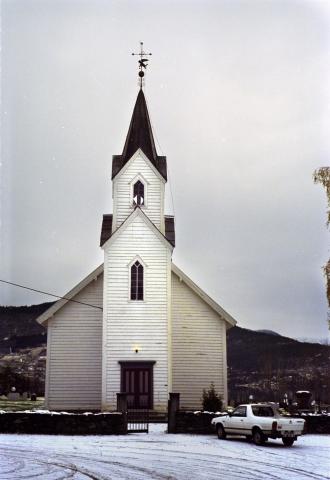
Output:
[
  {"xmin": 168, "ymin": 392, "xmax": 180, "ymax": 433},
  {"xmin": 116, "ymin": 393, "xmax": 128, "ymax": 434}
]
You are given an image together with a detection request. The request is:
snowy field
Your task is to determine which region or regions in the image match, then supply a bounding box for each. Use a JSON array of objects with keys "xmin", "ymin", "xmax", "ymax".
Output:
[{"xmin": 0, "ymin": 424, "xmax": 329, "ymax": 480}]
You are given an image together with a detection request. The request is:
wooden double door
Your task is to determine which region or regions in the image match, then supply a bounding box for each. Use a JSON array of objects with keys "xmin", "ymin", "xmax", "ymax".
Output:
[{"xmin": 120, "ymin": 361, "xmax": 154, "ymax": 409}]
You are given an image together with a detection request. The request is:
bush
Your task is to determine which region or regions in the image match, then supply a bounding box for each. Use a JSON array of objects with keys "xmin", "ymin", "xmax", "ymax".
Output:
[{"xmin": 202, "ymin": 383, "xmax": 223, "ymax": 412}]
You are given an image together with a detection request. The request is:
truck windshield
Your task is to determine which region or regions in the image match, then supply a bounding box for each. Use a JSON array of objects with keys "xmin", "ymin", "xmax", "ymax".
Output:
[{"xmin": 252, "ymin": 406, "xmax": 275, "ymax": 417}]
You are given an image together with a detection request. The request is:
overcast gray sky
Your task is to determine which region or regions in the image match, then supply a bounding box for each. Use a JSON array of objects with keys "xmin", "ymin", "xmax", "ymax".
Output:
[{"xmin": 1, "ymin": 0, "xmax": 329, "ymax": 341}]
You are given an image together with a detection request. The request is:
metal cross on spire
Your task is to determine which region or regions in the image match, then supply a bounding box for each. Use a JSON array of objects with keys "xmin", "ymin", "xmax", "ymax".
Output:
[{"xmin": 132, "ymin": 42, "xmax": 152, "ymax": 88}]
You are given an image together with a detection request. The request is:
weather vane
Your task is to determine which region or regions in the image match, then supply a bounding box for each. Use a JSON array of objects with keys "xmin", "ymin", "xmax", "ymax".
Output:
[{"xmin": 132, "ymin": 42, "xmax": 152, "ymax": 88}]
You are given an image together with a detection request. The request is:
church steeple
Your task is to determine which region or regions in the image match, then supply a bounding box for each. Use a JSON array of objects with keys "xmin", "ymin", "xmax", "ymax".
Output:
[
  {"xmin": 122, "ymin": 89, "xmax": 158, "ymax": 168},
  {"xmin": 112, "ymin": 89, "xmax": 167, "ymax": 180},
  {"xmin": 112, "ymin": 43, "xmax": 167, "ymax": 180}
]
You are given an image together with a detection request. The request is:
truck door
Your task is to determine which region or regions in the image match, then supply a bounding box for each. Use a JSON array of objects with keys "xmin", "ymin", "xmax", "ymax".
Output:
[{"xmin": 228, "ymin": 405, "xmax": 247, "ymax": 434}]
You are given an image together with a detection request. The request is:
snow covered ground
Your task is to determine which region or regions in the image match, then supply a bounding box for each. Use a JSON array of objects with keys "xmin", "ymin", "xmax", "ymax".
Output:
[{"xmin": 0, "ymin": 424, "xmax": 329, "ymax": 480}]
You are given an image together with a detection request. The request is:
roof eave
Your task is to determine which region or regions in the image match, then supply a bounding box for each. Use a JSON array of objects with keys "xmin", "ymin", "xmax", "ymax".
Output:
[
  {"xmin": 112, "ymin": 151, "xmax": 167, "ymax": 181},
  {"xmin": 36, "ymin": 264, "xmax": 104, "ymax": 325},
  {"xmin": 101, "ymin": 207, "xmax": 174, "ymax": 252}
]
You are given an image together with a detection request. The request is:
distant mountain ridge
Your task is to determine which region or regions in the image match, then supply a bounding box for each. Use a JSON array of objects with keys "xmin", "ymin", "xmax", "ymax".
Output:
[
  {"xmin": 227, "ymin": 325, "xmax": 330, "ymax": 370},
  {"xmin": 0, "ymin": 302, "xmax": 53, "ymax": 338},
  {"xmin": 256, "ymin": 329, "xmax": 281, "ymax": 336},
  {"xmin": 0, "ymin": 303, "xmax": 52, "ymax": 352}
]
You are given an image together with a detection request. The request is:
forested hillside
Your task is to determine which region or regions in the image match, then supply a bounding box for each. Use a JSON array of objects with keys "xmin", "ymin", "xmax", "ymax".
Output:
[{"xmin": 0, "ymin": 303, "xmax": 50, "ymax": 352}]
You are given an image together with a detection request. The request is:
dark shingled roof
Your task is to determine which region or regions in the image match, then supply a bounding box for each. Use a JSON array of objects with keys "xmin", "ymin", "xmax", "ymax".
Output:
[
  {"xmin": 111, "ymin": 89, "xmax": 167, "ymax": 181},
  {"xmin": 164, "ymin": 216, "xmax": 175, "ymax": 247},
  {"xmin": 100, "ymin": 213, "xmax": 175, "ymax": 247},
  {"xmin": 100, "ymin": 214, "xmax": 113, "ymax": 247}
]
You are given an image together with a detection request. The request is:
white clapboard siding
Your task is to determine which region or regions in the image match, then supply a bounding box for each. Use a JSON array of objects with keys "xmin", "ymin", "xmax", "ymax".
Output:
[
  {"xmin": 103, "ymin": 215, "xmax": 171, "ymax": 411},
  {"xmin": 113, "ymin": 152, "xmax": 165, "ymax": 232},
  {"xmin": 46, "ymin": 274, "xmax": 103, "ymax": 410},
  {"xmin": 171, "ymin": 272, "xmax": 227, "ymax": 409}
]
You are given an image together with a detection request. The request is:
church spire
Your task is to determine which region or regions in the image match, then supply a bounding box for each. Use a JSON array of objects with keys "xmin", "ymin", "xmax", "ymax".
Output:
[
  {"xmin": 112, "ymin": 89, "xmax": 167, "ymax": 180},
  {"xmin": 111, "ymin": 43, "xmax": 167, "ymax": 180},
  {"xmin": 121, "ymin": 89, "xmax": 158, "ymax": 167}
]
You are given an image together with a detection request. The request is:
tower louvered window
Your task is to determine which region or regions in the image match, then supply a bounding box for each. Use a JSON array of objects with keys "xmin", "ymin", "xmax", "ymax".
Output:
[
  {"xmin": 131, "ymin": 261, "xmax": 144, "ymax": 300},
  {"xmin": 133, "ymin": 180, "xmax": 144, "ymax": 206}
]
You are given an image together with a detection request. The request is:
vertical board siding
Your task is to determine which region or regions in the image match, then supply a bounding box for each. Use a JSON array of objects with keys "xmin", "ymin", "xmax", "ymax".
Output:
[
  {"xmin": 45, "ymin": 262, "xmax": 228, "ymax": 412},
  {"xmin": 47, "ymin": 274, "xmax": 103, "ymax": 410},
  {"xmin": 171, "ymin": 272, "xmax": 226, "ymax": 410},
  {"xmin": 103, "ymin": 216, "xmax": 170, "ymax": 411},
  {"xmin": 113, "ymin": 154, "xmax": 164, "ymax": 231}
]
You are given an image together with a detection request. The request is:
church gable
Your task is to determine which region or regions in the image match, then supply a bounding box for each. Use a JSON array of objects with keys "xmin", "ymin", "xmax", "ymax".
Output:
[
  {"xmin": 100, "ymin": 211, "xmax": 175, "ymax": 247},
  {"xmin": 112, "ymin": 149, "xmax": 165, "ymax": 231},
  {"xmin": 101, "ymin": 207, "xmax": 173, "ymax": 252}
]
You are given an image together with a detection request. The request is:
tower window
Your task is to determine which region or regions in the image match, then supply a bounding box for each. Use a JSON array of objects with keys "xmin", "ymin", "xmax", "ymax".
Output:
[
  {"xmin": 130, "ymin": 260, "xmax": 144, "ymax": 300},
  {"xmin": 133, "ymin": 180, "xmax": 144, "ymax": 206}
]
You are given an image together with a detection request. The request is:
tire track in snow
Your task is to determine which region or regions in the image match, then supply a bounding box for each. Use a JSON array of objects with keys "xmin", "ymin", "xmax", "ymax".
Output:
[
  {"xmin": 92, "ymin": 441, "xmax": 326, "ymax": 480},
  {"xmin": 1, "ymin": 445, "xmax": 326, "ymax": 480},
  {"xmin": 47, "ymin": 445, "xmax": 328, "ymax": 480},
  {"xmin": 0, "ymin": 447, "xmax": 175, "ymax": 480}
]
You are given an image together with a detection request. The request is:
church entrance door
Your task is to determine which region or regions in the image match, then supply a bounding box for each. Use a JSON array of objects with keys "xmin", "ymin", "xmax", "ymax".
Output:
[{"xmin": 120, "ymin": 361, "xmax": 154, "ymax": 409}]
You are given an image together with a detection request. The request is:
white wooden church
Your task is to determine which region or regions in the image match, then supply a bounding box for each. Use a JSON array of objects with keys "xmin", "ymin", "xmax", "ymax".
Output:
[{"xmin": 37, "ymin": 74, "xmax": 236, "ymax": 412}]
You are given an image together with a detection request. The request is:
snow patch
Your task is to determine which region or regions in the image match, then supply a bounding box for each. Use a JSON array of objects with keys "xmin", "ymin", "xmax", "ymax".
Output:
[{"xmin": 0, "ymin": 425, "xmax": 328, "ymax": 480}]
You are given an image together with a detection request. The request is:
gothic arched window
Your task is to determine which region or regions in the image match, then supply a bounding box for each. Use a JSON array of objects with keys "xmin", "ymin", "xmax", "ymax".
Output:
[
  {"xmin": 133, "ymin": 180, "xmax": 144, "ymax": 206},
  {"xmin": 130, "ymin": 260, "xmax": 144, "ymax": 300}
]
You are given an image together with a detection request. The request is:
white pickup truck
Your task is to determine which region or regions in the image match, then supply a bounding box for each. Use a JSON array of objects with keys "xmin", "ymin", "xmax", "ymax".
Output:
[{"xmin": 211, "ymin": 404, "xmax": 305, "ymax": 446}]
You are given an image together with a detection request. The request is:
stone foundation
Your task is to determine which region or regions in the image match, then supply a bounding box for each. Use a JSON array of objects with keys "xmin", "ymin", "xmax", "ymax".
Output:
[{"xmin": 174, "ymin": 411, "xmax": 217, "ymax": 434}]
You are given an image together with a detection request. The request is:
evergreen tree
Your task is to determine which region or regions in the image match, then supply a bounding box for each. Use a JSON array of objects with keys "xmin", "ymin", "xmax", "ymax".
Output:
[{"xmin": 202, "ymin": 383, "xmax": 223, "ymax": 412}]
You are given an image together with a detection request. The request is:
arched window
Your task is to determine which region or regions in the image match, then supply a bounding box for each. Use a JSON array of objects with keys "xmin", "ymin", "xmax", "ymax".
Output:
[
  {"xmin": 133, "ymin": 180, "xmax": 144, "ymax": 206},
  {"xmin": 130, "ymin": 260, "xmax": 144, "ymax": 300}
]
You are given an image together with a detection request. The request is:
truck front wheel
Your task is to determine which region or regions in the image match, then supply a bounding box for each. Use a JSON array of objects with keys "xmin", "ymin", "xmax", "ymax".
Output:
[{"xmin": 217, "ymin": 424, "xmax": 226, "ymax": 440}]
